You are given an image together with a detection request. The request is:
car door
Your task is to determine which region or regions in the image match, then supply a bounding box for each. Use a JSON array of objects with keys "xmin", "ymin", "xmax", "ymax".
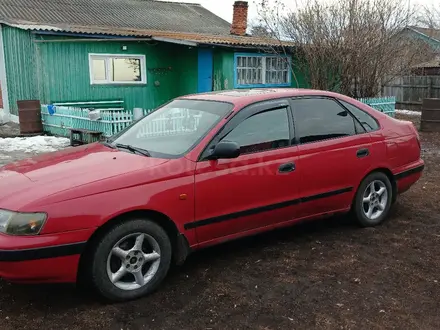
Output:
[
  {"xmin": 291, "ymin": 96, "xmax": 374, "ymax": 218},
  {"xmin": 192, "ymin": 100, "xmax": 301, "ymax": 244}
]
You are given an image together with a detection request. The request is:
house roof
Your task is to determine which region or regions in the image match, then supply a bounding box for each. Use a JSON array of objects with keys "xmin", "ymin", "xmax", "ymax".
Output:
[
  {"xmin": 0, "ymin": 0, "xmax": 231, "ymax": 36},
  {"xmin": 148, "ymin": 31, "xmax": 290, "ymax": 47},
  {"xmin": 407, "ymin": 26, "xmax": 440, "ymax": 43},
  {"xmin": 0, "ymin": 0, "xmax": 294, "ymax": 48},
  {"xmin": 5, "ymin": 22, "xmax": 293, "ymax": 47}
]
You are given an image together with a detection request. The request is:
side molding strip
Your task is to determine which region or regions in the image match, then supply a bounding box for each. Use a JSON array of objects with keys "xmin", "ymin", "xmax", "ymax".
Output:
[{"xmin": 185, "ymin": 187, "xmax": 353, "ymax": 230}]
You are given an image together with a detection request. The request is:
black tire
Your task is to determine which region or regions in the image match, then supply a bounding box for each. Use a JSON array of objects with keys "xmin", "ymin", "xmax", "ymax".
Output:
[
  {"xmin": 353, "ymin": 172, "xmax": 393, "ymax": 227},
  {"xmin": 88, "ymin": 219, "xmax": 172, "ymax": 302}
]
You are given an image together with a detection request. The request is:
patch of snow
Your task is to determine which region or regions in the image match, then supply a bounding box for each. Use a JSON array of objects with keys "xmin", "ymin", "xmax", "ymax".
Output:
[
  {"xmin": 0, "ymin": 111, "xmax": 5, "ymax": 124},
  {"xmin": 8, "ymin": 114, "xmax": 19, "ymax": 123},
  {"xmin": 0, "ymin": 136, "xmax": 70, "ymax": 153},
  {"xmin": 395, "ymin": 109, "xmax": 421, "ymax": 116}
]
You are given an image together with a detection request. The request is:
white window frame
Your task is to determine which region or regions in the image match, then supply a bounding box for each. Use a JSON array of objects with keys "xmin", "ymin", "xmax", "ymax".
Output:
[
  {"xmin": 88, "ymin": 53, "xmax": 147, "ymax": 85},
  {"xmin": 234, "ymin": 53, "xmax": 291, "ymax": 88}
]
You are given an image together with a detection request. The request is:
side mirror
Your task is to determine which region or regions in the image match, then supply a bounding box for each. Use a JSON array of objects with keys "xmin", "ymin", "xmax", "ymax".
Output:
[{"xmin": 207, "ymin": 141, "xmax": 240, "ymax": 160}]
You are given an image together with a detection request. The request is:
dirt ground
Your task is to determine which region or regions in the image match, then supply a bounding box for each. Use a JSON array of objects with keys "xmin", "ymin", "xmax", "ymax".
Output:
[{"xmin": 0, "ymin": 113, "xmax": 439, "ymax": 330}]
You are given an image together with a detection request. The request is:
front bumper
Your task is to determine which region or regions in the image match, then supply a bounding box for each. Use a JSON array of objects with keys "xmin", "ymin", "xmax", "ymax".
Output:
[{"xmin": 0, "ymin": 228, "xmax": 95, "ymax": 283}]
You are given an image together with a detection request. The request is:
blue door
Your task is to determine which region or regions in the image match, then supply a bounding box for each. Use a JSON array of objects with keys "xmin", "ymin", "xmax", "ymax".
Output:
[{"xmin": 198, "ymin": 49, "xmax": 213, "ymax": 93}]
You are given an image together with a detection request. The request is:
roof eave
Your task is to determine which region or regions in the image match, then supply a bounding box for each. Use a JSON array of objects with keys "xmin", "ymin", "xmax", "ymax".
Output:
[
  {"xmin": 406, "ymin": 26, "xmax": 440, "ymax": 44},
  {"xmin": 151, "ymin": 36, "xmax": 198, "ymax": 46},
  {"xmin": 197, "ymin": 42, "xmax": 296, "ymax": 49},
  {"xmin": 1, "ymin": 20, "xmax": 296, "ymax": 49}
]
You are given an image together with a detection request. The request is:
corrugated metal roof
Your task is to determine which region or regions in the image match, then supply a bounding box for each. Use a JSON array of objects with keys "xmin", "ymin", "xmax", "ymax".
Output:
[
  {"xmin": 4, "ymin": 21, "xmax": 296, "ymax": 47},
  {"xmin": 151, "ymin": 31, "xmax": 295, "ymax": 47},
  {"xmin": 0, "ymin": 0, "xmax": 294, "ymax": 47},
  {"xmin": 7, "ymin": 23, "xmax": 63, "ymax": 31},
  {"xmin": 6, "ymin": 21, "xmax": 153, "ymax": 37},
  {"xmin": 0, "ymin": 0, "xmax": 232, "ymax": 36}
]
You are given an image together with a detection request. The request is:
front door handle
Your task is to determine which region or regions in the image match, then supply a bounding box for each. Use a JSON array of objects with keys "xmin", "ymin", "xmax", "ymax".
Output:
[
  {"xmin": 279, "ymin": 162, "xmax": 296, "ymax": 173},
  {"xmin": 357, "ymin": 148, "xmax": 370, "ymax": 158}
]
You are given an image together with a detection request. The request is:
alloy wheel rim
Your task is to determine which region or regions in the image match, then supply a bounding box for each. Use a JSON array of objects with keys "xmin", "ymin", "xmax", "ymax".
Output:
[
  {"xmin": 106, "ymin": 233, "xmax": 161, "ymax": 291},
  {"xmin": 362, "ymin": 180, "xmax": 388, "ymax": 221}
]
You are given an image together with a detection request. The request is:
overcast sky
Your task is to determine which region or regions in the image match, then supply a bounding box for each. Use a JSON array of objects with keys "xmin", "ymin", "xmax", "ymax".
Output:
[
  {"xmin": 164, "ymin": 0, "xmax": 436, "ymax": 23},
  {"xmin": 165, "ymin": 0, "xmax": 289, "ymax": 23}
]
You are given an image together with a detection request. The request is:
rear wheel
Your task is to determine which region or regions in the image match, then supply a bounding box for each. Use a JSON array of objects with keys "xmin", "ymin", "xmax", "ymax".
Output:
[
  {"xmin": 353, "ymin": 172, "xmax": 393, "ymax": 227},
  {"xmin": 88, "ymin": 219, "xmax": 172, "ymax": 302}
]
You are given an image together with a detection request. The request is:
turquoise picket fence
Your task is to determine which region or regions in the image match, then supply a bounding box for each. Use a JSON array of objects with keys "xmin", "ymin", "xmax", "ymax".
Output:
[
  {"xmin": 142, "ymin": 109, "xmax": 154, "ymax": 116},
  {"xmin": 41, "ymin": 105, "xmax": 135, "ymax": 138},
  {"xmin": 357, "ymin": 96, "xmax": 396, "ymax": 117}
]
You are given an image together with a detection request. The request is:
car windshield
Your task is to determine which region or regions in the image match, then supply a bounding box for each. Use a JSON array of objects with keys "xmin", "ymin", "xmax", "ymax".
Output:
[{"xmin": 109, "ymin": 99, "xmax": 233, "ymax": 158}]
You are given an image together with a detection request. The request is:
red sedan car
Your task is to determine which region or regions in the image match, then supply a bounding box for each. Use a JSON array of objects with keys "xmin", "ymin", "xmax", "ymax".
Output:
[{"xmin": 0, "ymin": 89, "xmax": 423, "ymax": 301}]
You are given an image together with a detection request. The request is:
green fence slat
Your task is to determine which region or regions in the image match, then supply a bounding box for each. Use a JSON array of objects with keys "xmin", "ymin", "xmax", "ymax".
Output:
[
  {"xmin": 356, "ymin": 96, "xmax": 396, "ymax": 118},
  {"xmin": 40, "ymin": 103, "xmax": 134, "ymax": 142}
]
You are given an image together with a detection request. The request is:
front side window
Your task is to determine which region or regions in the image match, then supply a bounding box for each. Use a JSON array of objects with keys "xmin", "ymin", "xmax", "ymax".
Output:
[
  {"xmin": 292, "ymin": 98, "xmax": 357, "ymax": 144},
  {"xmin": 110, "ymin": 100, "xmax": 232, "ymax": 158},
  {"xmin": 89, "ymin": 54, "xmax": 146, "ymax": 84},
  {"xmin": 339, "ymin": 100, "xmax": 380, "ymax": 132},
  {"xmin": 235, "ymin": 54, "xmax": 291, "ymax": 88},
  {"xmin": 221, "ymin": 108, "xmax": 290, "ymax": 154}
]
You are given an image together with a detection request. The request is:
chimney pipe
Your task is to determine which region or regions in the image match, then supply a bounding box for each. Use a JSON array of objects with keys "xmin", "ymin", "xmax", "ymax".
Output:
[{"xmin": 231, "ymin": 1, "xmax": 248, "ymax": 36}]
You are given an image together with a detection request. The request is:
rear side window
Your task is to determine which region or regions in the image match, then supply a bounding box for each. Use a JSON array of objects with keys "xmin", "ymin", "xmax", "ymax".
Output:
[
  {"xmin": 339, "ymin": 100, "xmax": 379, "ymax": 132},
  {"xmin": 221, "ymin": 108, "xmax": 290, "ymax": 154},
  {"xmin": 292, "ymin": 98, "xmax": 357, "ymax": 144}
]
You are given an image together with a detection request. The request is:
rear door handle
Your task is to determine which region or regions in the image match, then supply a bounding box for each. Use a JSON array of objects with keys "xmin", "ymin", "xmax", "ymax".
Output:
[
  {"xmin": 357, "ymin": 148, "xmax": 370, "ymax": 158},
  {"xmin": 279, "ymin": 162, "xmax": 296, "ymax": 173}
]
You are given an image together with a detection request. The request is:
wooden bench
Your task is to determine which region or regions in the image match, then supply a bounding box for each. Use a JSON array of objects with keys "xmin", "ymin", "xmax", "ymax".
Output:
[{"xmin": 69, "ymin": 128, "xmax": 103, "ymax": 146}]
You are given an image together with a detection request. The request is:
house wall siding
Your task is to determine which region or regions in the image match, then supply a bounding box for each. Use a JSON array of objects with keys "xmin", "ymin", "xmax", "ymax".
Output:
[
  {"xmin": 35, "ymin": 37, "xmax": 198, "ymax": 111},
  {"xmin": 2, "ymin": 26, "xmax": 309, "ymax": 116},
  {"xmin": 1, "ymin": 27, "xmax": 199, "ymax": 114},
  {"xmin": 213, "ymin": 50, "xmax": 234, "ymax": 90},
  {"xmin": 2, "ymin": 26, "xmax": 38, "ymax": 115}
]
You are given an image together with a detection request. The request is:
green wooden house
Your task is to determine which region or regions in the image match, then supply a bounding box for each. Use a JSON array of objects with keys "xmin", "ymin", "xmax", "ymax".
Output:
[{"xmin": 0, "ymin": 0, "xmax": 305, "ymax": 123}]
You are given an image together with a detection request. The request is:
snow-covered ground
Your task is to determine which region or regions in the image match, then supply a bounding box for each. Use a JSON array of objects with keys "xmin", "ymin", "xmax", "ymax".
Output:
[
  {"xmin": 395, "ymin": 109, "xmax": 421, "ymax": 116},
  {"xmin": 0, "ymin": 136, "xmax": 70, "ymax": 153},
  {"xmin": 0, "ymin": 136, "xmax": 70, "ymax": 167}
]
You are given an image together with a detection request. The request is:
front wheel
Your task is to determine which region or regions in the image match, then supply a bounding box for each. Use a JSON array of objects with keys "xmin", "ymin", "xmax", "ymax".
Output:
[
  {"xmin": 353, "ymin": 172, "xmax": 393, "ymax": 227},
  {"xmin": 89, "ymin": 219, "xmax": 172, "ymax": 302}
]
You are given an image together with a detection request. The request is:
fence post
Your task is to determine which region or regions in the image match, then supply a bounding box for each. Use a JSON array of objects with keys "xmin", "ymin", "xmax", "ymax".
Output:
[{"xmin": 428, "ymin": 76, "xmax": 433, "ymax": 99}]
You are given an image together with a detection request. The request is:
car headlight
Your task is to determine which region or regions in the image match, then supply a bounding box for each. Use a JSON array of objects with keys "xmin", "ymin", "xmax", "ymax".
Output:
[{"xmin": 0, "ymin": 209, "xmax": 47, "ymax": 236}]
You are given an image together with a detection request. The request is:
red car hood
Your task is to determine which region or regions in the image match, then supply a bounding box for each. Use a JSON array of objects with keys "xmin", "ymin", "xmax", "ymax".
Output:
[{"xmin": 0, "ymin": 143, "xmax": 168, "ymax": 210}]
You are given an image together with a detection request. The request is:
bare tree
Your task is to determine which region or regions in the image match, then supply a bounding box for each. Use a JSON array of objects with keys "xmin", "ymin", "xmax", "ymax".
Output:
[
  {"xmin": 249, "ymin": 20, "xmax": 277, "ymax": 37},
  {"xmin": 256, "ymin": 0, "xmax": 431, "ymax": 98},
  {"xmin": 416, "ymin": 4, "xmax": 440, "ymax": 29}
]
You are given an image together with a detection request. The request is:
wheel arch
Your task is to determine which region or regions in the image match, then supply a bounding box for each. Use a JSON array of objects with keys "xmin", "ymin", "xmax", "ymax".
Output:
[
  {"xmin": 358, "ymin": 167, "xmax": 397, "ymax": 203},
  {"xmin": 77, "ymin": 209, "xmax": 191, "ymax": 283}
]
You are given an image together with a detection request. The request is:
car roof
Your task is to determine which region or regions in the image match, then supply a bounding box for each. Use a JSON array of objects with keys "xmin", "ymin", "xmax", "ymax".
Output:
[
  {"xmin": 178, "ymin": 88, "xmax": 345, "ymax": 108},
  {"xmin": 177, "ymin": 88, "xmax": 389, "ymax": 121}
]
